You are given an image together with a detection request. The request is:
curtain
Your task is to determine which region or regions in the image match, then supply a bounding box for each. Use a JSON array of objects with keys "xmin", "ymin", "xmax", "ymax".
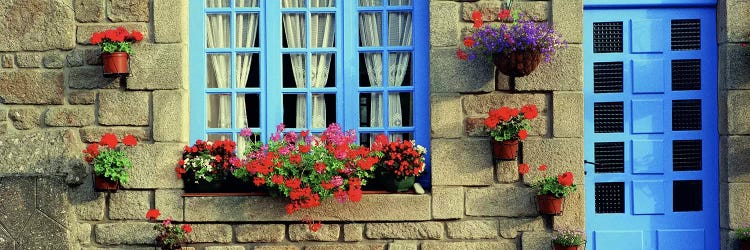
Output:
[
  {"xmin": 282, "ymin": 0, "xmax": 307, "ymax": 128},
  {"xmin": 206, "ymin": 0, "xmax": 231, "ymax": 135},
  {"xmin": 236, "ymin": 0, "xmax": 260, "ymax": 129},
  {"xmin": 359, "ymin": 1, "xmax": 384, "ymax": 128},
  {"xmin": 310, "ymin": 0, "xmax": 335, "ymax": 128}
]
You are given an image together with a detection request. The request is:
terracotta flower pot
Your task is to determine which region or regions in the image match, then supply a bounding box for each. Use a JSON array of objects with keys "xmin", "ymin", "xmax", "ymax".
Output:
[
  {"xmin": 93, "ymin": 175, "xmax": 119, "ymax": 192},
  {"xmin": 742, "ymin": 240, "xmax": 750, "ymax": 250},
  {"xmin": 537, "ymin": 194, "xmax": 564, "ymax": 215},
  {"xmin": 493, "ymin": 51, "xmax": 543, "ymax": 77},
  {"xmin": 102, "ymin": 52, "xmax": 130, "ymax": 76},
  {"xmin": 491, "ymin": 139, "xmax": 519, "ymax": 160},
  {"xmin": 383, "ymin": 175, "xmax": 416, "ymax": 193},
  {"xmin": 553, "ymin": 243, "xmax": 578, "ymax": 250}
]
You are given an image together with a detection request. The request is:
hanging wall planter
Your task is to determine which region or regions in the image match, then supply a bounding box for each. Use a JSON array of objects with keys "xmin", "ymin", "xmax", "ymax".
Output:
[
  {"xmin": 90, "ymin": 27, "xmax": 144, "ymax": 78},
  {"xmin": 102, "ymin": 52, "xmax": 130, "ymax": 77},
  {"xmin": 553, "ymin": 244, "xmax": 579, "ymax": 250},
  {"xmin": 536, "ymin": 194, "xmax": 564, "ymax": 215},
  {"xmin": 93, "ymin": 175, "xmax": 119, "ymax": 192},
  {"xmin": 493, "ymin": 51, "xmax": 543, "ymax": 77},
  {"xmin": 491, "ymin": 139, "xmax": 519, "ymax": 160}
]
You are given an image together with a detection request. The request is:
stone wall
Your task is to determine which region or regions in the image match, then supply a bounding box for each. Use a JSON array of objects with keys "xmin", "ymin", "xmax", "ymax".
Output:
[{"xmin": 0, "ymin": 0, "xmax": 587, "ymax": 249}]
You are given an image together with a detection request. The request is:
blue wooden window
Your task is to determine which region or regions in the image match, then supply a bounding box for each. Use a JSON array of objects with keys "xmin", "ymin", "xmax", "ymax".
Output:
[{"xmin": 189, "ymin": 0, "xmax": 430, "ymax": 185}]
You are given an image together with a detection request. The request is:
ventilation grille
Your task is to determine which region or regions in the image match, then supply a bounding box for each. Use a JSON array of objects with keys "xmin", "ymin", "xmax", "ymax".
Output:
[
  {"xmin": 672, "ymin": 59, "xmax": 701, "ymax": 91},
  {"xmin": 594, "ymin": 62, "xmax": 624, "ymax": 93},
  {"xmin": 595, "ymin": 182, "xmax": 625, "ymax": 213},
  {"xmin": 594, "ymin": 102, "xmax": 624, "ymax": 133},
  {"xmin": 671, "ymin": 19, "xmax": 701, "ymax": 51},
  {"xmin": 595, "ymin": 142, "xmax": 625, "ymax": 173},
  {"xmin": 674, "ymin": 180, "xmax": 702, "ymax": 212},
  {"xmin": 594, "ymin": 22, "xmax": 623, "ymax": 53},
  {"xmin": 672, "ymin": 100, "xmax": 702, "ymax": 131},
  {"xmin": 673, "ymin": 140, "xmax": 702, "ymax": 171}
]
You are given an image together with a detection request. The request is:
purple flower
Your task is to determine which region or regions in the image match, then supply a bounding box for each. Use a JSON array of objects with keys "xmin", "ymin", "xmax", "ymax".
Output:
[
  {"xmin": 331, "ymin": 176, "xmax": 343, "ymax": 186},
  {"xmin": 240, "ymin": 128, "xmax": 253, "ymax": 137}
]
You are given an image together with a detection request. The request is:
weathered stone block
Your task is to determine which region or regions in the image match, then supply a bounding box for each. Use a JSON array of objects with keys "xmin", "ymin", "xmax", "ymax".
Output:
[
  {"xmin": 98, "ymin": 91, "xmax": 150, "ymax": 126},
  {"xmin": 68, "ymin": 176, "xmax": 106, "ymax": 221},
  {"xmin": 446, "ymin": 220, "xmax": 498, "ymax": 239},
  {"xmin": 521, "ymin": 232, "xmax": 554, "ymax": 250},
  {"xmin": 80, "ymin": 127, "xmax": 150, "ymax": 143},
  {"xmin": 66, "ymin": 50, "xmax": 85, "ymax": 67},
  {"xmin": 0, "ymin": 71, "xmax": 64, "ymax": 104},
  {"xmin": 85, "ymin": 48, "xmax": 102, "ymax": 65},
  {"xmin": 556, "ymin": 185, "xmax": 585, "ymax": 229},
  {"xmin": 430, "ymin": 48, "xmax": 494, "ymax": 93},
  {"xmin": 42, "ymin": 53, "xmax": 65, "ymax": 69},
  {"xmin": 305, "ymin": 244, "xmax": 386, "ymax": 250},
  {"xmin": 9, "ymin": 108, "xmax": 42, "ymax": 130},
  {"xmin": 497, "ymin": 217, "xmax": 545, "ymax": 239},
  {"xmin": 497, "ymin": 161, "xmax": 519, "ymax": 183},
  {"xmin": 431, "ymin": 94, "xmax": 463, "ymax": 138},
  {"xmin": 552, "ymin": 92, "xmax": 583, "ymax": 138},
  {"xmin": 552, "ymin": 0, "xmax": 583, "ymax": 44},
  {"xmin": 0, "ymin": 0, "xmax": 76, "ymax": 51},
  {"xmin": 1, "ymin": 54, "xmax": 13, "ymax": 68},
  {"xmin": 366, "ymin": 222, "xmax": 443, "ymax": 240},
  {"xmin": 343, "ymin": 224, "xmax": 364, "ymax": 242},
  {"xmin": 77, "ymin": 223, "xmax": 92, "ymax": 245},
  {"xmin": 461, "ymin": 1, "xmax": 548, "ymax": 22},
  {"xmin": 184, "ymin": 194, "xmax": 430, "ymax": 221},
  {"xmin": 432, "ymin": 139, "xmax": 494, "ymax": 186},
  {"xmin": 127, "ymin": 44, "xmax": 184, "ymax": 90},
  {"xmin": 235, "ymin": 224, "xmax": 285, "ymax": 243},
  {"xmin": 466, "ymin": 185, "xmax": 537, "ymax": 217},
  {"xmin": 724, "ymin": 45, "xmax": 750, "ymax": 90},
  {"xmin": 0, "ymin": 108, "xmax": 7, "ymax": 122},
  {"xmin": 45, "ymin": 106, "xmax": 95, "ymax": 127},
  {"xmin": 68, "ymin": 66, "xmax": 121, "ymax": 89},
  {"xmin": 289, "ymin": 224, "xmax": 340, "ymax": 242},
  {"xmin": 74, "ymin": 0, "xmax": 104, "ymax": 22},
  {"xmin": 122, "ymin": 143, "xmax": 184, "ymax": 189},
  {"xmin": 421, "ymin": 241, "xmax": 516, "ymax": 250},
  {"xmin": 188, "ymin": 224, "xmax": 233, "ymax": 243},
  {"xmin": 94, "ymin": 222, "xmax": 154, "ymax": 245},
  {"xmin": 722, "ymin": 0, "xmax": 750, "ymax": 43},
  {"xmin": 154, "ymin": 0, "xmax": 182, "ymax": 43},
  {"xmin": 0, "ymin": 124, "xmax": 6, "ymax": 135},
  {"xmin": 153, "ymin": 90, "xmax": 185, "ymax": 142},
  {"xmin": 76, "ymin": 23, "xmax": 149, "ymax": 44},
  {"xmin": 254, "ymin": 246, "xmax": 301, "ymax": 250},
  {"xmin": 389, "ymin": 241, "xmax": 418, "ymax": 250},
  {"xmin": 521, "ymin": 138, "xmax": 584, "ymax": 185},
  {"xmin": 463, "ymin": 93, "xmax": 548, "ymax": 116},
  {"xmin": 107, "ymin": 0, "xmax": 149, "ymax": 22},
  {"xmin": 155, "ymin": 189, "xmax": 184, "ymax": 221},
  {"xmin": 69, "ymin": 91, "xmax": 97, "ymax": 105},
  {"xmin": 515, "ymin": 45, "xmax": 583, "ymax": 91},
  {"xmin": 728, "ymin": 91, "xmax": 750, "ymax": 134},
  {"xmin": 432, "ymin": 186, "xmax": 464, "ymax": 219},
  {"xmin": 728, "ymin": 136, "xmax": 750, "ymax": 182},
  {"xmin": 16, "ymin": 53, "xmax": 42, "ymax": 68},
  {"xmin": 430, "ymin": 2, "xmax": 459, "ymax": 47},
  {"xmin": 204, "ymin": 247, "xmax": 245, "ymax": 250},
  {"xmin": 109, "ymin": 190, "xmax": 150, "ymax": 220}
]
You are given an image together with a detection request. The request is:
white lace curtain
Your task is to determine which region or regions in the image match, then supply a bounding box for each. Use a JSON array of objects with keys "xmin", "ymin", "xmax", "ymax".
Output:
[
  {"xmin": 359, "ymin": 0, "xmax": 412, "ymax": 139},
  {"xmin": 283, "ymin": 0, "xmax": 335, "ymax": 128}
]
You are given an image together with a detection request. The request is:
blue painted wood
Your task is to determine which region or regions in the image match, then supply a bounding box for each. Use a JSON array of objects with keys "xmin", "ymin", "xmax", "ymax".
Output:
[
  {"xmin": 188, "ymin": 0, "xmax": 206, "ymax": 144},
  {"xmin": 584, "ymin": 0, "xmax": 716, "ymax": 8},
  {"xmin": 584, "ymin": 6, "xmax": 718, "ymax": 250}
]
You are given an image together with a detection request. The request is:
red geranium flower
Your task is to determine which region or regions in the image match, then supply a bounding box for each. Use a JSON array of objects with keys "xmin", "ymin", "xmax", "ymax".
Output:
[
  {"xmin": 498, "ymin": 9, "xmax": 512, "ymax": 20},
  {"xmin": 456, "ymin": 49, "xmax": 468, "ymax": 60},
  {"xmin": 538, "ymin": 164, "xmax": 547, "ymax": 171},
  {"xmin": 122, "ymin": 134, "xmax": 138, "ymax": 146},
  {"xmin": 100, "ymin": 133, "xmax": 118, "ymax": 149},
  {"xmin": 518, "ymin": 129, "xmax": 528, "ymax": 140},
  {"xmin": 521, "ymin": 104, "xmax": 538, "ymax": 120},
  {"xmin": 146, "ymin": 209, "xmax": 160, "ymax": 220},
  {"xmin": 181, "ymin": 224, "xmax": 192, "ymax": 233},
  {"xmin": 130, "ymin": 30, "xmax": 144, "ymax": 41},
  {"xmin": 518, "ymin": 163, "xmax": 530, "ymax": 175},
  {"xmin": 471, "ymin": 10, "xmax": 483, "ymax": 28},
  {"xmin": 464, "ymin": 37, "xmax": 475, "ymax": 48},
  {"xmin": 557, "ymin": 172, "xmax": 574, "ymax": 187},
  {"xmin": 253, "ymin": 177, "xmax": 266, "ymax": 186}
]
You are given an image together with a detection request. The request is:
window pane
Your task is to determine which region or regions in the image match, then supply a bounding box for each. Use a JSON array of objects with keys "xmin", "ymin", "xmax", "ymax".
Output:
[
  {"xmin": 236, "ymin": 53, "xmax": 260, "ymax": 88},
  {"xmin": 360, "ymin": 53, "xmax": 383, "ymax": 87},
  {"xmin": 389, "ymin": 0, "xmax": 411, "ymax": 6},
  {"xmin": 389, "ymin": 92, "xmax": 412, "ymax": 127},
  {"xmin": 207, "ymin": 94, "xmax": 232, "ymax": 128},
  {"xmin": 388, "ymin": 12, "xmax": 412, "ymax": 46},
  {"xmin": 312, "ymin": 94, "xmax": 336, "ymax": 128},
  {"xmin": 235, "ymin": 0, "xmax": 259, "ymax": 7},
  {"xmin": 206, "ymin": 14, "xmax": 230, "ymax": 48},
  {"xmin": 388, "ymin": 52, "xmax": 411, "ymax": 86},
  {"xmin": 359, "ymin": 0, "xmax": 383, "ymax": 6},
  {"xmin": 360, "ymin": 93, "xmax": 383, "ymax": 127},
  {"xmin": 359, "ymin": 12, "xmax": 382, "ymax": 47},
  {"xmin": 282, "ymin": 14, "xmax": 306, "ymax": 48},
  {"xmin": 236, "ymin": 13, "xmax": 260, "ymax": 48},
  {"xmin": 206, "ymin": 0, "xmax": 229, "ymax": 8},
  {"xmin": 283, "ymin": 94, "xmax": 307, "ymax": 128},
  {"xmin": 359, "ymin": 133, "xmax": 374, "ymax": 146},
  {"xmin": 207, "ymin": 54, "xmax": 231, "ymax": 88},
  {"xmin": 390, "ymin": 132, "xmax": 413, "ymax": 141},
  {"xmin": 311, "ymin": 13, "xmax": 336, "ymax": 48},
  {"xmin": 283, "ymin": 54, "xmax": 306, "ymax": 88},
  {"xmin": 311, "ymin": 53, "xmax": 335, "ymax": 87},
  {"xmin": 282, "ymin": 0, "xmax": 305, "ymax": 8},
  {"xmin": 207, "ymin": 134, "xmax": 232, "ymax": 142},
  {"xmin": 237, "ymin": 94, "xmax": 261, "ymax": 128},
  {"xmin": 311, "ymin": 0, "xmax": 335, "ymax": 7}
]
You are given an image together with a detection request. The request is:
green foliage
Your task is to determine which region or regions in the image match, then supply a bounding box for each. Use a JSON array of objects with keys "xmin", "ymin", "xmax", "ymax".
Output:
[
  {"xmin": 530, "ymin": 175, "xmax": 576, "ymax": 198},
  {"xmin": 101, "ymin": 42, "xmax": 134, "ymax": 54},
  {"xmin": 93, "ymin": 149, "xmax": 133, "ymax": 184},
  {"xmin": 553, "ymin": 228, "xmax": 586, "ymax": 247},
  {"xmin": 489, "ymin": 118, "xmax": 531, "ymax": 142},
  {"xmin": 154, "ymin": 220, "xmax": 188, "ymax": 249},
  {"xmin": 737, "ymin": 225, "xmax": 750, "ymax": 241}
]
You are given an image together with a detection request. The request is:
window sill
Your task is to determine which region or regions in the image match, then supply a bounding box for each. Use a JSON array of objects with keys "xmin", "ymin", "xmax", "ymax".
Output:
[{"xmin": 182, "ymin": 192, "xmax": 431, "ymax": 222}]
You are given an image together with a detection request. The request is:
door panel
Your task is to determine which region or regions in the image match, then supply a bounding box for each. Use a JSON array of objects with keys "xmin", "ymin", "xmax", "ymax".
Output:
[{"xmin": 584, "ymin": 7, "xmax": 717, "ymax": 250}]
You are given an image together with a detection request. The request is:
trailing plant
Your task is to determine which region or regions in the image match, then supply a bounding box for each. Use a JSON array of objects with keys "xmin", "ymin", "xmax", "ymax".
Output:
[
  {"xmin": 737, "ymin": 224, "xmax": 750, "ymax": 241},
  {"xmin": 146, "ymin": 209, "xmax": 192, "ymax": 250},
  {"xmin": 484, "ymin": 104, "xmax": 538, "ymax": 142},
  {"xmin": 520, "ymin": 163, "xmax": 577, "ymax": 198},
  {"xmin": 372, "ymin": 134, "xmax": 427, "ymax": 178},
  {"xmin": 90, "ymin": 27, "xmax": 144, "ymax": 54},
  {"xmin": 553, "ymin": 227, "xmax": 586, "ymax": 247},
  {"xmin": 175, "ymin": 139, "xmax": 241, "ymax": 183},
  {"xmin": 82, "ymin": 133, "xmax": 138, "ymax": 184}
]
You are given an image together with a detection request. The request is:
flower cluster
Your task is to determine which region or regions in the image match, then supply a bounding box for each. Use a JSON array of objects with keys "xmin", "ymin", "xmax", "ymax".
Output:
[
  {"xmin": 175, "ymin": 140, "xmax": 241, "ymax": 182},
  {"xmin": 553, "ymin": 227, "xmax": 586, "ymax": 247},
  {"xmin": 457, "ymin": 10, "xmax": 566, "ymax": 63},
  {"xmin": 372, "ymin": 134, "xmax": 427, "ymax": 178},
  {"xmin": 520, "ymin": 163, "xmax": 577, "ymax": 198},
  {"xmin": 237, "ymin": 123, "xmax": 383, "ymax": 218},
  {"xmin": 147, "ymin": 209, "xmax": 192, "ymax": 250},
  {"xmin": 90, "ymin": 27, "xmax": 144, "ymax": 54},
  {"xmin": 484, "ymin": 104, "xmax": 538, "ymax": 142},
  {"xmin": 82, "ymin": 133, "xmax": 138, "ymax": 184}
]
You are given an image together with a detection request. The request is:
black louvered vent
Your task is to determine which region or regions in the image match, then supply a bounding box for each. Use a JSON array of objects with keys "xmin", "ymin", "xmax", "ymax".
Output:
[
  {"xmin": 671, "ymin": 19, "xmax": 701, "ymax": 51},
  {"xmin": 595, "ymin": 182, "xmax": 625, "ymax": 213},
  {"xmin": 674, "ymin": 180, "xmax": 702, "ymax": 212},
  {"xmin": 594, "ymin": 22, "xmax": 623, "ymax": 53},
  {"xmin": 672, "ymin": 100, "xmax": 702, "ymax": 131},
  {"xmin": 594, "ymin": 62, "xmax": 624, "ymax": 93},
  {"xmin": 594, "ymin": 102, "xmax": 624, "ymax": 133},
  {"xmin": 595, "ymin": 142, "xmax": 625, "ymax": 173},
  {"xmin": 672, "ymin": 59, "xmax": 701, "ymax": 91},
  {"xmin": 673, "ymin": 140, "xmax": 702, "ymax": 171}
]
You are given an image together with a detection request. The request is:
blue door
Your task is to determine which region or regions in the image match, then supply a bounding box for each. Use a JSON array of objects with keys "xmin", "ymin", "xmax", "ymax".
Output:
[{"xmin": 584, "ymin": 4, "xmax": 718, "ymax": 250}]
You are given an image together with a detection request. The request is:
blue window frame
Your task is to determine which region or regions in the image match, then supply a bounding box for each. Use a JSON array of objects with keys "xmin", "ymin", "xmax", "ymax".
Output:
[{"xmin": 189, "ymin": 0, "xmax": 430, "ymax": 185}]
